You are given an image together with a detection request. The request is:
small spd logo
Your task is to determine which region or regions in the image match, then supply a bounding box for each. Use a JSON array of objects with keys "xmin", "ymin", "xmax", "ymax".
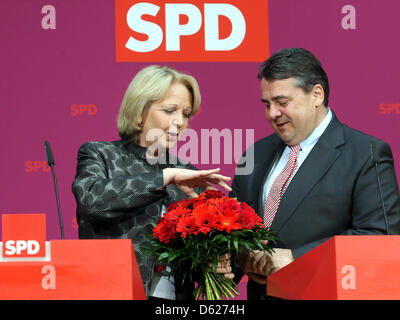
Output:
[{"xmin": 1, "ymin": 214, "xmax": 47, "ymax": 258}]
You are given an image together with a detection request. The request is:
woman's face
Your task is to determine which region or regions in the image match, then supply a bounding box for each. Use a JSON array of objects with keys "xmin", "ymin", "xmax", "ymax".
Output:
[{"xmin": 138, "ymin": 82, "xmax": 193, "ymax": 150}]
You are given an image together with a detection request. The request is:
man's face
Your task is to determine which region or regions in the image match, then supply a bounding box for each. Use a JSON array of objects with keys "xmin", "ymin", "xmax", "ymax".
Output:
[{"xmin": 261, "ymin": 77, "xmax": 325, "ymax": 146}]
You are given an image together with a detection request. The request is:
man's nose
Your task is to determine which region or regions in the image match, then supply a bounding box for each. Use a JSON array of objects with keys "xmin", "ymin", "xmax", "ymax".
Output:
[{"xmin": 267, "ymin": 104, "xmax": 282, "ymax": 120}]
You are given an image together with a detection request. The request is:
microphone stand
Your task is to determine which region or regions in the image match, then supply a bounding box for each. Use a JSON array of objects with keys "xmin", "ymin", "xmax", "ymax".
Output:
[{"xmin": 45, "ymin": 141, "xmax": 65, "ymax": 240}]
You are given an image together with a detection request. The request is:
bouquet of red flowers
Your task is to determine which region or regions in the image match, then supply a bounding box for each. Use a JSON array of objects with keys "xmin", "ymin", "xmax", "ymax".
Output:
[{"xmin": 146, "ymin": 190, "xmax": 275, "ymax": 300}]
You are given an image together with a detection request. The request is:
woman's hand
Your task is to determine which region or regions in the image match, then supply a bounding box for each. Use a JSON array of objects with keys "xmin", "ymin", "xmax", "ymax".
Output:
[{"xmin": 163, "ymin": 168, "xmax": 232, "ymax": 198}]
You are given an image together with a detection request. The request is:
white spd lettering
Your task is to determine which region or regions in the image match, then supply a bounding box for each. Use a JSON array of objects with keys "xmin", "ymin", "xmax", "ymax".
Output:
[
  {"xmin": 4, "ymin": 240, "xmax": 40, "ymax": 255},
  {"xmin": 125, "ymin": 2, "xmax": 246, "ymax": 52}
]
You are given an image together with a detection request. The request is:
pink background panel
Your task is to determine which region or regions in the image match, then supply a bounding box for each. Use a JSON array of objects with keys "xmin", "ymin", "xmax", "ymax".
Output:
[{"xmin": 1, "ymin": 0, "xmax": 400, "ymax": 299}]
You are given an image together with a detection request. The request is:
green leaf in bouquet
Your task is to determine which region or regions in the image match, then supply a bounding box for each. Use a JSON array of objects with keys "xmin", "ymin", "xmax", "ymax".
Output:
[
  {"xmin": 168, "ymin": 251, "xmax": 181, "ymax": 263},
  {"xmin": 158, "ymin": 251, "xmax": 169, "ymax": 262},
  {"xmin": 232, "ymin": 235, "xmax": 239, "ymax": 254}
]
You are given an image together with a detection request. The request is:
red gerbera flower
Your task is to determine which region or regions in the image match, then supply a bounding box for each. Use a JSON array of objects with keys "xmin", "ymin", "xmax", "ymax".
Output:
[
  {"xmin": 165, "ymin": 206, "xmax": 191, "ymax": 221},
  {"xmin": 193, "ymin": 203, "xmax": 219, "ymax": 234},
  {"xmin": 217, "ymin": 209, "xmax": 241, "ymax": 233},
  {"xmin": 153, "ymin": 217, "xmax": 176, "ymax": 243},
  {"xmin": 239, "ymin": 202, "xmax": 263, "ymax": 229},
  {"xmin": 207, "ymin": 197, "xmax": 223, "ymax": 207},
  {"xmin": 191, "ymin": 198, "xmax": 207, "ymax": 208},
  {"xmin": 200, "ymin": 190, "xmax": 225, "ymax": 199},
  {"xmin": 167, "ymin": 198, "xmax": 192, "ymax": 212},
  {"xmin": 176, "ymin": 216, "xmax": 196, "ymax": 238},
  {"xmin": 166, "ymin": 201, "xmax": 180, "ymax": 213},
  {"xmin": 218, "ymin": 198, "xmax": 241, "ymax": 213}
]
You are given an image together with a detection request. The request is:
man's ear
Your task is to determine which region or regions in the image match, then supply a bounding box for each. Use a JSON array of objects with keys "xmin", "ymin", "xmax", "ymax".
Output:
[{"xmin": 312, "ymin": 84, "xmax": 325, "ymax": 107}]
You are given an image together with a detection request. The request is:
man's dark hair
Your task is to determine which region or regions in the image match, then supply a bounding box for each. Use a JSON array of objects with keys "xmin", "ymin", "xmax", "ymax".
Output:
[{"xmin": 258, "ymin": 48, "xmax": 330, "ymax": 107}]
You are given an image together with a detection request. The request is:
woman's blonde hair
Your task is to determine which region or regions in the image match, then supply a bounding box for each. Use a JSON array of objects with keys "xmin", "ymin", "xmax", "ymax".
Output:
[{"xmin": 117, "ymin": 65, "xmax": 201, "ymax": 143}]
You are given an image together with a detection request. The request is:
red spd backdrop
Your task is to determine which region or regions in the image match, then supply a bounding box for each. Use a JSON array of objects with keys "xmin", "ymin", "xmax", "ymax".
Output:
[{"xmin": 1, "ymin": 0, "xmax": 400, "ymax": 298}]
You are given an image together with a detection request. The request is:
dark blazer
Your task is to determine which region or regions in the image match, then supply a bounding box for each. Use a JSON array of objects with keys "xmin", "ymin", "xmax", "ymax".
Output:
[
  {"xmin": 230, "ymin": 112, "xmax": 400, "ymax": 299},
  {"xmin": 72, "ymin": 140, "xmax": 199, "ymax": 299}
]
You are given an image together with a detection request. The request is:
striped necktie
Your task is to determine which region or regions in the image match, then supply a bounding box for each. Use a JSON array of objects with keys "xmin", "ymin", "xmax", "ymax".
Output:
[{"xmin": 263, "ymin": 144, "xmax": 301, "ymax": 228}]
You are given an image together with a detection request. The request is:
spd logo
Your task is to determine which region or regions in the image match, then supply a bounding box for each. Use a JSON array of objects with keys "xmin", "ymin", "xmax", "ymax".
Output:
[
  {"xmin": 115, "ymin": 0, "xmax": 269, "ymax": 61},
  {"xmin": 1, "ymin": 214, "xmax": 47, "ymax": 258}
]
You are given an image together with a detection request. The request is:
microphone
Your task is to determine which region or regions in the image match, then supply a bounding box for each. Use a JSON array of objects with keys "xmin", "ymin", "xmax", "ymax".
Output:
[
  {"xmin": 44, "ymin": 141, "xmax": 64, "ymax": 239},
  {"xmin": 370, "ymin": 141, "xmax": 390, "ymax": 235}
]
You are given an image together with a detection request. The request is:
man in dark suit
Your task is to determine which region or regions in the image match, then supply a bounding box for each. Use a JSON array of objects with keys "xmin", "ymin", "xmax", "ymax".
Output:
[{"xmin": 230, "ymin": 48, "xmax": 400, "ymax": 300}]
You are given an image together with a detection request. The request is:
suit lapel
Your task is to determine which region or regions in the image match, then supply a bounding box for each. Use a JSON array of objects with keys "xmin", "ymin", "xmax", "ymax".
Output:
[{"xmin": 270, "ymin": 113, "xmax": 345, "ymax": 234}]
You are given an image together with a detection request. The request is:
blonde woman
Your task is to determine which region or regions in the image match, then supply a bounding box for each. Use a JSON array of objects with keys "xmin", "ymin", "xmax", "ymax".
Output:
[{"xmin": 72, "ymin": 66, "xmax": 233, "ymax": 300}]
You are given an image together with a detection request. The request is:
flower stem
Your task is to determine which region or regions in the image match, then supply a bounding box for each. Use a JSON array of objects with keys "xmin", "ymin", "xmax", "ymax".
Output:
[
  {"xmin": 194, "ymin": 271, "xmax": 240, "ymax": 300},
  {"xmin": 205, "ymin": 272, "xmax": 214, "ymax": 300},
  {"xmin": 207, "ymin": 272, "xmax": 221, "ymax": 300},
  {"xmin": 212, "ymin": 274, "xmax": 235, "ymax": 299}
]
